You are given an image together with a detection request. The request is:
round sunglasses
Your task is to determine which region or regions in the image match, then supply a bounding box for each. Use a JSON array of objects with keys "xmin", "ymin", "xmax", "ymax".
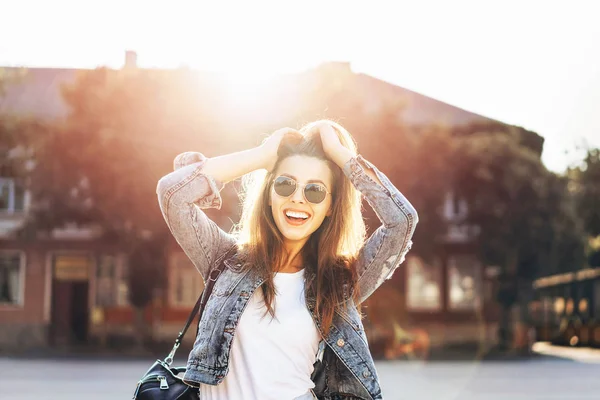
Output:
[{"xmin": 272, "ymin": 176, "xmax": 331, "ymax": 204}]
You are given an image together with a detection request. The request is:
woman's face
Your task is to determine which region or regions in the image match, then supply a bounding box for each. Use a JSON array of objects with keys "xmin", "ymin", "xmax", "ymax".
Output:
[{"xmin": 269, "ymin": 155, "xmax": 334, "ymax": 247}]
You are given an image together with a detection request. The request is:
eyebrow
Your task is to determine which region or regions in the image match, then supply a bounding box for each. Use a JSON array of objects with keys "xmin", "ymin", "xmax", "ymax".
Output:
[{"xmin": 280, "ymin": 173, "xmax": 327, "ymax": 186}]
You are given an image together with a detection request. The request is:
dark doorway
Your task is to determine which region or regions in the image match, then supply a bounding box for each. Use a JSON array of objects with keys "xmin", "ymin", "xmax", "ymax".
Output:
[{"xmin": 50, "ymin": 254, "xmax": 91, "ymax": 346}]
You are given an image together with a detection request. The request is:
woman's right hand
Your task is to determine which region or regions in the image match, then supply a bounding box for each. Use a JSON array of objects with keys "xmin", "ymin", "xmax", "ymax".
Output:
[{"xmin": 259, "ymin": 127, "xmax": 300, "ymax": 171}]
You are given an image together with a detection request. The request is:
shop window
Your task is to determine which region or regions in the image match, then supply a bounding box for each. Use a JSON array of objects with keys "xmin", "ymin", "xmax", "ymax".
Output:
[
  {"xmin": 448, "ymin": 255, "xmax": 481, "ymax": 310},
  {"xmin": 406, "ymin": 255, "xmax": 442, "ymax": 311},
  {"xmin": 0, "ymin": 251, "xmax": 23, "ymax": 305},
  {"xmin": 0, "ymin": 178, "xmax": 26, "ymax": 212},
  {"xmin": 95, "ymin": 254, "xmax": 129, "ymax": 307},
  {"xmin": 170, "ymin": 252, "xmax": 204, "ymax": 307},
  {"xmin": 541, "ymin": 296, "xmax": 553, "ymax": 324},
  {"xmin": 595, "ymin": 280, "xmax": 600, "ymax": 319}
]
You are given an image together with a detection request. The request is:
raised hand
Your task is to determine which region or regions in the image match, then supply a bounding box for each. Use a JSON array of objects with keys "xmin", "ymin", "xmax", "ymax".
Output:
[
  {"xmin": 259, "ymin": 127, "xmax": 300, "ymax": 171},
  {"xmin": 311, "ymin": 121, "xmax": 354, "ymax": 168}
]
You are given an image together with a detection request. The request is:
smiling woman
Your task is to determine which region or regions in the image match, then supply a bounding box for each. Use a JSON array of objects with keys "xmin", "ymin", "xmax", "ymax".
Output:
[
  {"xmin": 155, "ymin": 120, "xmax": 418, "ymax": 399},
  {"xmin": 268, "ymin": 155, "xmax": 334, "ymax": 263}
]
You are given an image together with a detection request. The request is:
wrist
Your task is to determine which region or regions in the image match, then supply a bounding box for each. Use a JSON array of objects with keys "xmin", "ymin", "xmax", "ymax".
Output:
[
  {"xmin": 248, "ymin": 146, "xmax": 263, "ymax": 171},
  {"xmin": 253, "ymin": 145, "xmax": 273, "ymax": 171},
  {"xmin": 331, "ymin": 147, "xmax": 354, "ymax": 169}
]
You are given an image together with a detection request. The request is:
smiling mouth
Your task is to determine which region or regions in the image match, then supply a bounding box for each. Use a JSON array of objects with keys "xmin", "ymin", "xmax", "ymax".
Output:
[{"xmin": 283, "ymin": 209, "xmax": 311, "ymax": 226}]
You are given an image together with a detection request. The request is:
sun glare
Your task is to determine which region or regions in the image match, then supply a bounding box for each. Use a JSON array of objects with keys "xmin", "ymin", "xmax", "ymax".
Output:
[{"xmin": 213, "ymin": 66, "xmax": 280, "ymax": 116}]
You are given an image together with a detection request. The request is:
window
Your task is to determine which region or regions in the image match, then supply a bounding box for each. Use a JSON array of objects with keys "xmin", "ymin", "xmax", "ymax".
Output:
[
  {"xmin": 115, "ymin": 255, "xmax": 130, "ymax": 306},
  {"xmin": 170, "ymin": 252, "xmax": 204, "ymax": 307},
  {"xmin": 407, "ymin": 256, "xmax": 442, "ymax": 311},
  {"xmin": 95, "ymin": 254, "xmax": 129, "ymax": 307},
  {"xmin": 448, "ymin": 255, "xmax": 482, "ymax": 310},
  {"xmin": 0, "ymin": 252, "xmax": 24, "ymax": 306},
  {"xmin": 595, "ymin": 280, "xmax": 600, "ymax": 319},
  {"xmin": 0, "ymin": 178, "xmax": 26, "ymax": 213},
  {"xmin": 483, "ymin": 279, "xmax": 494, "ymax": 303},
  {"xmin": 444, "ymin": 191, "xmax": 468, "ymax": 220},
  {"xmin": 453, "ymin": 194, "xmax": 461, "ymax": 215},
  {"xmin": 541, "ymin": 296, "xmax": 553, "ymax": 324}
]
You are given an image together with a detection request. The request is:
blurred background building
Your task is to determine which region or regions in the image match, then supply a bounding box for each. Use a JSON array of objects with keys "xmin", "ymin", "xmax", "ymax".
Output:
[{"xmin": 1, "ymin": 51, "xmax": 598, "ymax": 357}]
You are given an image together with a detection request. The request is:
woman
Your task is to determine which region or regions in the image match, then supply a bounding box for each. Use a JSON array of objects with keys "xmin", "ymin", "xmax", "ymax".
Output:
[{"xmin": 156, "ymin": 120, "xmax": 418, "ymax": 400}]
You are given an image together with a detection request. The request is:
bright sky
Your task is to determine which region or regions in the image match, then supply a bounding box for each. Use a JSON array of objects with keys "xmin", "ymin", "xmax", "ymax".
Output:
[{"xmin": 1, "ymin": 0, "xmax": 599, "ymax": 173}]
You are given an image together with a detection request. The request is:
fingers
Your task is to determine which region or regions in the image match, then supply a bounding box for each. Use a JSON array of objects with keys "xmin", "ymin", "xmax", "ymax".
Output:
[
  {"xmin": 273, "ymin": 127, "xmax": 300, "ymax": 137},
  {"xmin": 313, "ymin": 121, "xmax": 335, "ymax": 133}
]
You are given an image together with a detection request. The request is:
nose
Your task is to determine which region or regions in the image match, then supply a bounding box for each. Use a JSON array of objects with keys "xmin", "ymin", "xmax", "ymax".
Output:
[{"xmin": 290, "ymin": 185, "xmax": 305, "ymax": 203}]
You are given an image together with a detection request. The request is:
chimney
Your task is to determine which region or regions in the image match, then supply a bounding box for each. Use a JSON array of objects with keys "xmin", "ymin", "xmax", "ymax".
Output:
[{"xmin": 124, "ymin": 50, "xmax": 138, "ymax": 69}]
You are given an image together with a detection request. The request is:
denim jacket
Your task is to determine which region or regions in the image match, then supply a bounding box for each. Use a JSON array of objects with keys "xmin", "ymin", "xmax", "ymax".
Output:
[{"xmin": 156, "ymin": 151, "xmax": 418, "ymax": 400}]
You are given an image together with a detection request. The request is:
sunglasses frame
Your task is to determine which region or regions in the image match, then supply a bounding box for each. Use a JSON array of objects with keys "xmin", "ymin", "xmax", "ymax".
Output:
[{"xmin": 272, "ymin": 176, "xmax": 332, "ymax": 204}]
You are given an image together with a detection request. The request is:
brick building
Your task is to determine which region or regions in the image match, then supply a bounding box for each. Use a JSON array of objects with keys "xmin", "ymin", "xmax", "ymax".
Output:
[{"xmin": 0, "ymin": 53, "xmax": 542, "ymax": 352}]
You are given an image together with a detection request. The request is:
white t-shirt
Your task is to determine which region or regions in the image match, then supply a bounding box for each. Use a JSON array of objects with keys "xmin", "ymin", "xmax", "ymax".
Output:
[{"xmin": 200, "ymin": 268, "xmax": 321, "ymax": 400}]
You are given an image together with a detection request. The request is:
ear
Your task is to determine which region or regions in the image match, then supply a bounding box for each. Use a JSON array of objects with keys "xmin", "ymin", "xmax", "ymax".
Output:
[{"xmin": 326, "ymin": 206, "xmax": 332, "ymax": 217}]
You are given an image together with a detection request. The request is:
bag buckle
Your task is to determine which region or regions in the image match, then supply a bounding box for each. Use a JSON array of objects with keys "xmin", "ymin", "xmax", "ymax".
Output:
[
  {"xmin": 164, "ymin": 341, "xmax": 180, "ymax": 366},
  {"xmin": 132, "ymin": 381, "xmax": 141, "ymax": 399}
]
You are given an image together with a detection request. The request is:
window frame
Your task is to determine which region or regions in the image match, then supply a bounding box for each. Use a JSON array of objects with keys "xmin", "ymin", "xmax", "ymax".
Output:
[
  {"xmin": 0, "ymin": 177, "xmax": 26, "ymax": 213},
  {"xmin": 94, "ymin": 253, "xmax": 130, "ymax": 308},
  {"xmin": 169, "ymin": 252, "xmax": 205, "ymax": 308},
  {"xmin": 0, "ymin": 249, "xmax": 26, "ymax": 308},
  {"xmin": 447, "ymin": 254, "xmax": 482, "ymax": 311},
  {"xmin": 406, "ymin": 255, "xmax": 444, "ymax": 312},
  {"xmin": 594, "ymin": 280, "xmax": 600, "ymax": 320}
]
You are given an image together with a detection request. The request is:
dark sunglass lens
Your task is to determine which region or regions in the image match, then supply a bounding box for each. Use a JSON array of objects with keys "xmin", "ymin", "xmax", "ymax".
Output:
[
  {"xmin": 274, "ymin": 177, "xmax": 296, "ymax": 197},
  {"xmin": 305, "ymin": 184, "xmax": 327, "ymax": 204}
]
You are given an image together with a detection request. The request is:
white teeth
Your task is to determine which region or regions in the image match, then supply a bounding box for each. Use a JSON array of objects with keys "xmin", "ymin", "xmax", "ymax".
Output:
[{"xmin": 285, "ymin": 210, "xmax": 309, "ymax": 219}]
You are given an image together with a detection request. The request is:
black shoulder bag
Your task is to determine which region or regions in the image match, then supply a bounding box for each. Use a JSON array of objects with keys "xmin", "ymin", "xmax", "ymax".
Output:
[{"xmin": 132, "ymin": 251, "xmax": 230, "ymax": 400}]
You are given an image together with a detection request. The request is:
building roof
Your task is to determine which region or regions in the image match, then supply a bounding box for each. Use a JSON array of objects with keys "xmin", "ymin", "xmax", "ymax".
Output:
[
  {"xmin": 0, "ymin": 63, "xmax": 494, "ymax": 126},
  {"xmin": 355, "ymin": 72, "xmax": 495, "ymax": 126},
  {"xmin": 0, "ymin": 68, "xmax": 78, "ymax": 119},
  {"xmin": 0, "ymin": 61, "xmax": 544, "ymax": 155}
]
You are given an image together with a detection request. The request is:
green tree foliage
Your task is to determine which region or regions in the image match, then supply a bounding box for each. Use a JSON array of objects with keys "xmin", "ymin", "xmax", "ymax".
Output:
[
  {"xmin": 0, "ymin": 117, "xmax": 50, "ymax": 222},
  {"xmin": 0, "ymin": 67, "xmax": 27, "ymax": 96},
  {"xmin": 1, "ymin": 69, "xmax": 39, "ymax": 177},
  {"xmin": 449, "ymin": 129, "xmax": 586, "ymax": 349},
  {"xmin": 26, "ymin": 67, "xmax": 232, "ymax": 308},
  {"xmin": 452, "ymin": 130, "xmax": 585, "ymax": 288},
  {"xmin": 0, "ymin": 117, "xmax": 46, "ymax": 174},
  {"xmin": 570, "ymin": 148, "xmax": 600, "ymax": 237},
  {"xmin": 453, "ymin": 121, "xmax": 544, "ymax": 156},
  {"xmin": 359, "ymin": 121, "xmax": 454, "ymax": 260},
  {"xmin": 568, "ymin": 147, "xmax": 600, "ymax": 267},
  {"xmin": 8, "ymin": 63, "xmax": 588, "ymax": 339},
  {"xmin": 292, "ymin": 68, "xmax": 454, "ymax": 260}
]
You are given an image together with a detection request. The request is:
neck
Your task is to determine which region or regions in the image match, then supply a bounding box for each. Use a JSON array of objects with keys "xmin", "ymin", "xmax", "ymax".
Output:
[{"xmin": 279, "ymin": 238, "xmax": 307, "ymax": 272}]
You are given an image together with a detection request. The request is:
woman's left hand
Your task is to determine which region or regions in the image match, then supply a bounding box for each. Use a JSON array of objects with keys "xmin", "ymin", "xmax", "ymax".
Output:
[{"xmin": 313, "ymin": 122, "xmax": 353, "ymax": 168}]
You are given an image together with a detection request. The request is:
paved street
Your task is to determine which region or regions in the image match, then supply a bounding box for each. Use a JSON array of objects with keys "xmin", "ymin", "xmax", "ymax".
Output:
[{"xmin": 1, "ymin": 345, "xmax": 600, "ymax": 400}]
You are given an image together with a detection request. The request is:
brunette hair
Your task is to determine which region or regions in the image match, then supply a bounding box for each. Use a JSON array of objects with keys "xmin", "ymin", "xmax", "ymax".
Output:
[{"xmin": 233, "ymin": 120, "xmax": 366, "ymax": 338}]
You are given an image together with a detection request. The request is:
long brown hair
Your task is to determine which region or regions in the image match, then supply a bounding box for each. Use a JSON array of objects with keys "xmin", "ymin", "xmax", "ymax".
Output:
[{"xmin": 233, "ymin": 120, "xmax": 366, "ymax": 338}]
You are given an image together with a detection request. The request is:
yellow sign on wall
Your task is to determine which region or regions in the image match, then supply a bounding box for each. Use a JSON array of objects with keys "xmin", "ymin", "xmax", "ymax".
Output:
[{"xmin": 54, "ymin": 255, "xmax": 91, "ymax": 281}]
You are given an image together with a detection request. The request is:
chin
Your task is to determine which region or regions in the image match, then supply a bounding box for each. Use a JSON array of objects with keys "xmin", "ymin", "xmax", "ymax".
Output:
[
  {"xmin": 283, "ymin": 233, "xmax": 310, "ymax": 242},
  {"xmin": 273, "ymin": 214, "xmax": 324, "ymax": 244}
]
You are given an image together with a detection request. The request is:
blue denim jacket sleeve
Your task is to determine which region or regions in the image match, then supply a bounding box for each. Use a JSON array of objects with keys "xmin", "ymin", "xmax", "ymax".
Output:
[
  {"xmin": 156, "ymin": 152, "xmax": 236, "ymax": 282},
  {"xmin": 343, "ymin": 155, "xmax": 419, "ymax": 304}
]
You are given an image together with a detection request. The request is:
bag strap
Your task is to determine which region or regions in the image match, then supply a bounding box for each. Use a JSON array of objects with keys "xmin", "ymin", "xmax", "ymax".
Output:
[{"xmin": 164, "ymin": 245, "xmax": 236, "ymax": 365}]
